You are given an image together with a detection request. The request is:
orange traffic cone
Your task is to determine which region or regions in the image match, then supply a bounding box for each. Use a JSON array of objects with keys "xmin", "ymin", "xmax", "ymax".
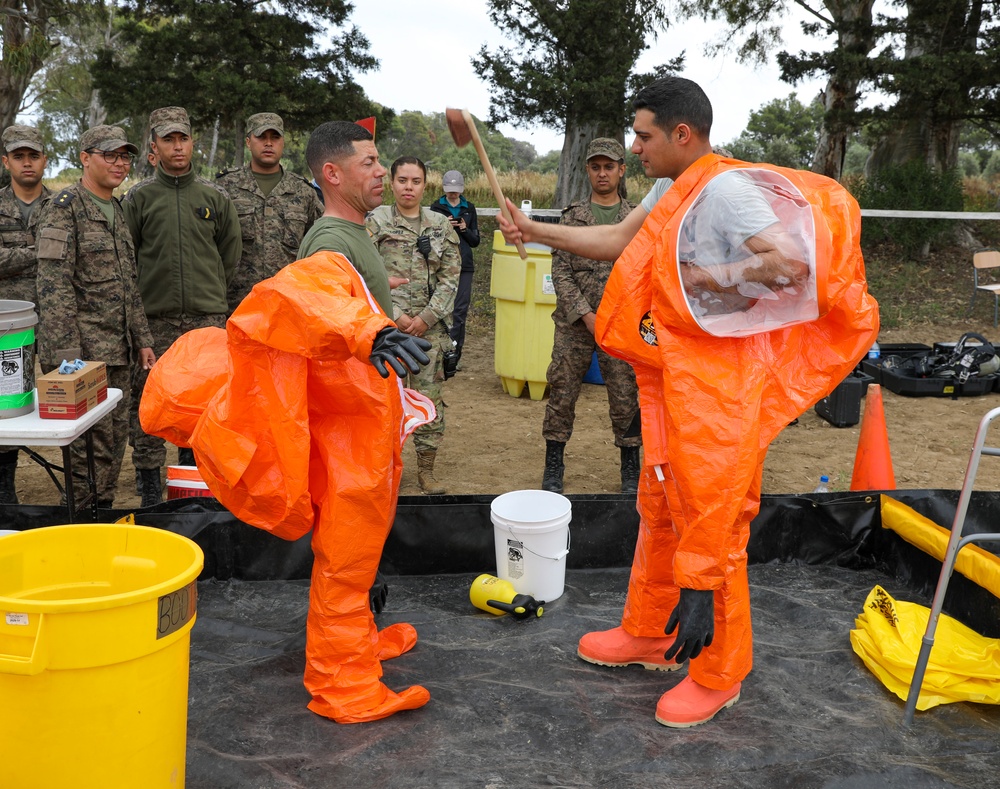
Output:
[{"xmin": 850, "ymin": 384, "xmax": 896, "ymax": 490}]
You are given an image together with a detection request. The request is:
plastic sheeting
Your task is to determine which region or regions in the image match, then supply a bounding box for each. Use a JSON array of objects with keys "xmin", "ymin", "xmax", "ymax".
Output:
[
  {"xmin": 3, "ymin": 491, "xmax": 1000, "ymax": 786},
  {"xmin": 183, "ymin": 565, "xmax": 1000, "ymax": 789}
]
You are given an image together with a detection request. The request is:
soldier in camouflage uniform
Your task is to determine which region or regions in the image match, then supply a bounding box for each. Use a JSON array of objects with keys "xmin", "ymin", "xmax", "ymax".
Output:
[
  {"xmin": 217, "ymin": 112, "xmax": 323, "ymax": 314},
  {"xmin": 34, "ymin": 125, "xmax": 155, "ymax": 507},
  {"xmin": 367, "ymin": 156, "xmax": 460, "ymax": 494},
  {"xmin": 0, "ymin": 124, "xmax": 51, "ymax": 503},
  {"xmin": 123, "ymin": 106, "xmax": 242, "ymax": 506},
  {"xmin": 542, "ymin": 138, "xmax": 642, "ymax": 495}
]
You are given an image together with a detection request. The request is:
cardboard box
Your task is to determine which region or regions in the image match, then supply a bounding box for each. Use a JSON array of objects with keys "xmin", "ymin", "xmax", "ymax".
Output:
[
  {"xmin": 37, "ymin": 361, "xmax": 108, "ymax": 419},
  {"xmin": 38, "ymin": 386, "xmax": 108, "ymax": 419}
]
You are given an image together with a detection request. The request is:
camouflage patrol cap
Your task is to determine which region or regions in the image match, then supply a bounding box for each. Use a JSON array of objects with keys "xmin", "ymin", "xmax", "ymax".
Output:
[
  {"xmin": 246, "ymin": 113, "xmax": 284, "ymax": 137},
  {"xmin": 2, "ymin": 124, "xmax": 44, "ymax": 153},
  {"xmin": 80, "ymin": 125, "xmax": 139, "ymax": 155},
  {"xmin": 586, "ymin": 138, "xmax": 625, "ymax": 162},
  {"xmin": 150, "ymin": 106, "xmax": 192, "ymax": 137}
]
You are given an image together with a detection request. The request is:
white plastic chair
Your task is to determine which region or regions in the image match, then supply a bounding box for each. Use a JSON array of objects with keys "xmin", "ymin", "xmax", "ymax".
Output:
[{"xmin": 903, "ymin": 405, "xmax": 1000, "ymax": 725}]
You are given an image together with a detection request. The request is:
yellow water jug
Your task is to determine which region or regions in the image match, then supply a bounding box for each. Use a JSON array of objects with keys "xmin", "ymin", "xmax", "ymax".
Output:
[{"xmin": 469, "ymin": 573, "xmax": 544, "ymax": 619}]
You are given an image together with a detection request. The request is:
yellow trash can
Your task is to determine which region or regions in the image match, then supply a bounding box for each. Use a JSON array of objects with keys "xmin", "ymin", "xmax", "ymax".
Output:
[
  {"xmin": 0, "ymin": 523, "xmax": 204, "ymax": 789},
  {"xmin": 489, "ymin": 230, "xmax": 556, "ymax": 400}
]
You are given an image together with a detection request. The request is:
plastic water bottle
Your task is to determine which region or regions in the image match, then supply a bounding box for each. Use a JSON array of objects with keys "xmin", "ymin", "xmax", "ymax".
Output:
[
  {"xmin": 868, "ymin": 341, "xmax": 880, "ymax": 359},
  {"xmin": 813, "ymin": 475, "xmax": 830, "ymax": 493}
]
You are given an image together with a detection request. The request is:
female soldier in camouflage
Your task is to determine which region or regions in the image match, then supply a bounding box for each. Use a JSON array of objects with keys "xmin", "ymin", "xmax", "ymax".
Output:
[{"xmin": 367, "ymin": 157, "xmax": 461, "ymax": 494}]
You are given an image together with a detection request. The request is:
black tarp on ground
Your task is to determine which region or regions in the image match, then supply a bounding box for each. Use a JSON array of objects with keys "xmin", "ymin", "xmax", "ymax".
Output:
[
  {"xmin": 186, "ymin": 566, "xmax": 1000, "ymax": 789},
  {"xmin": 4, "ymin": 491, "xmax": 1000, "ymax": 787}
]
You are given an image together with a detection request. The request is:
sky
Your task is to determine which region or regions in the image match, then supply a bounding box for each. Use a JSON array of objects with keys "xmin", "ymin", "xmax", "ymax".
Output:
[{"xmin": 348, "ymin": 0, "xmax": 833, "ymax": 156}]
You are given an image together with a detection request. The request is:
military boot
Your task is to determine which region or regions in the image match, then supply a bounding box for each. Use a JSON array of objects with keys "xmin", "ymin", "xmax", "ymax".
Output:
[
  {"xmin": 620, "ymin": 446, "xmax": 641, "ymax": 495},
  {"xmin": 542, "ymin": 440, "xmax": 565, "ymax": 494},
  {"xmin": 139, "ymin": 468, "xmax": 162, "ymax": 508},
  {"xmin": 0, "ymin": 453, "xmax": 18, "ymax": 505},
  {"xmin": 416, "ymin": 450, "xmax": 446, "ymax": 495},
  {"xmin": 177, "ymin": 447, "xmax": 196, "ymax": 466}
]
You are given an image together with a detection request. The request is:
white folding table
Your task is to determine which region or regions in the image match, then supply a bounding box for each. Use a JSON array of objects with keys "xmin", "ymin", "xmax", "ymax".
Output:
[{"xmin": 0, "ymin": 388, "xmax": 123, "ymax": 521}]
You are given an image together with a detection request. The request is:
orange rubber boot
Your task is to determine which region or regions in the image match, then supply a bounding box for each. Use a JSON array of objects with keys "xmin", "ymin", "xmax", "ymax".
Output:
[
  {"xmin": 654, "ymin": 676, "xmax": 741, "ymax": 728},
  {"xmin": 375, "ymin": 622, "xmax": 418, "ymax": 661},
  {"xmin": 578, "ymin": 625, "xmax": 683, "ymax": 671}
]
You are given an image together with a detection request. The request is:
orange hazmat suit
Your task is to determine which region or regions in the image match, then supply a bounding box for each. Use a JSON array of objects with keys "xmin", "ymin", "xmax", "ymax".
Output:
[
  {"xmin": 141, "ymin": 251, "xmax": 435, "ymax": 723},
  {"xmin": 595, "ymin": 154, "xmax": 879, "ymax": 689}
]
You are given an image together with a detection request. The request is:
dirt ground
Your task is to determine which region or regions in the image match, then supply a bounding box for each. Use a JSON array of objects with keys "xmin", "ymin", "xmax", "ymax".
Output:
[{"xmin": 8, "ymin": 318, "xmax": 1000, "ymax": 510}]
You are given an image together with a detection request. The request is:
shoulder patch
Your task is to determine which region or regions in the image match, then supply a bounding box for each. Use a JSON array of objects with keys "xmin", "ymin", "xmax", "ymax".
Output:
[
  {"xmin": 53, "ymin": 189, "xmax": 77, "ymax": 208},
  {"xmin": 216, "ymin": 168, "xmax": 239, "ymax": 179}
]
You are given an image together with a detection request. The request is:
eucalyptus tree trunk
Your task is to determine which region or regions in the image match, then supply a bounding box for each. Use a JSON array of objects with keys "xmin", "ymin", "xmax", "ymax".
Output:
[
  {"xmin": 867, "ymin": 0, "xmax": 981, "ymax": 177},
  {"xmin": 555, "ymin": 118, "xmax": 626, "ymax": 208},
  {"xmin": 0, "ymin": 0, "xmax": 52, "ymax": 130},
  {"xmin": 810, "ymin": 0, "xmax": 876, "ymax": 180}
]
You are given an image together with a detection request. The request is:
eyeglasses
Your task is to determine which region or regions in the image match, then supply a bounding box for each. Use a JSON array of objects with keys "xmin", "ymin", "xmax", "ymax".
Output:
[{"xmin": 86, "ymin": 149, "xmax": 136, "ymax": 165}]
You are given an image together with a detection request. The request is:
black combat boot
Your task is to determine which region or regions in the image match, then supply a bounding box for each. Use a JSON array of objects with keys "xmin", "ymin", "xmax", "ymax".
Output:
[
  {"xmin": 0, "ymin": 452, "xmax": 18, "ymax": 505},
  {"xmin": 139, "ymin": 468, "xmax": 162, "ymax": 507},
  {"xmin": 542, "ymin": 440, "xmax": 565, "ymax": 493},
  {"xmin": 177, "ymin": 447, "xmax": 196, "ymax": 466},
  {"xmin": 620, "ymin": 446, "xmax": 640, "ymax": 495}
]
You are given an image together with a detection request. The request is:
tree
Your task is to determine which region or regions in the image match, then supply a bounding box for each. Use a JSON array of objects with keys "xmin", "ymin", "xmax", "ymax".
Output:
[
  {"xmin": 724, "ymin": 93, "xmax": 824, "ymax": 168},
  {"xmin": 0, "ymin": 1, "xmax": 102, "ymax": 132},
  {"xmin": 864, "ymin": 0, "xmax": 998, "ymax": 175},
  {"xmin": 473, "ymin": 0, "xmax": 679, "ymax": 206},
  {"xmin": 688, "ymin": 0, "xmax": 1000, "ymax": 181},
  {"xmin": 374, "ymin": 110, "xmax": 525, "ymax": 180},
  {"xmin": 529, "ymin": 149, "xmax": 561, "ymax": 174},
  {"xmin": 1, "ymin": 0, "xmax": 53, "ymax": 131},
  {"xmin": 28, "ymin": 1, "xmax": 119, "ymax": 169},
  {"xmin": 91, "ymin": 0, "xmax": 384, "ymax": 169},
  {"xmin": 680, "ymin": 0, "xmax": 878, "ymax": 180}
]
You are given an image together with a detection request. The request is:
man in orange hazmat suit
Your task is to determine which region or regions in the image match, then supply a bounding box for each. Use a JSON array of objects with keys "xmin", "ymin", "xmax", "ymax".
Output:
[
  {"xmin": 140, "ymin": 123, "xmax": 439, "ymax": 725},
  {"xmin": 499, "ymin": 76, "xmax": 879, "ymax": 727}
]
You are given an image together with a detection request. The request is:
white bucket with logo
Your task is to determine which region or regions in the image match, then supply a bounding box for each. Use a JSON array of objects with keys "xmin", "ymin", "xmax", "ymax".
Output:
[
  {"xmin": 491, "ymin": 489, "xmax": 571, "ymax": 602},
  {"xmin": 0, "ymin": 300, "xmax": 37, "ymax": 419}
]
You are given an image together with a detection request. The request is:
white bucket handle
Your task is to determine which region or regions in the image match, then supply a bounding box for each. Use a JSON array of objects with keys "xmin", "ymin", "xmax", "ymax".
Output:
[{"xmin": 500, "ymin": 523, "xmax": 570, "ymax": 561}]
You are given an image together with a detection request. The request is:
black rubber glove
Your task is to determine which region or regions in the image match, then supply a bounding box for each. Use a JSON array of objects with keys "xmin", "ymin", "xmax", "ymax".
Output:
[
  {"xmin": 663, "ymin": 588, "xmax": 715, "ymax": 663},
  {"xmin": 369, "ymin": 327, "xmax": 431, "ymax": 379},
  {"xmin": 369, "ymin": 570, "xmax": 389, "ymax": 614}
]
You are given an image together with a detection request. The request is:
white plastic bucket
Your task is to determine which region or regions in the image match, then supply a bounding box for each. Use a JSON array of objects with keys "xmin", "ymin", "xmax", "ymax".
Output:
[
  {"xmin": 0, "ymin": 299, "xmax": 37, "ymax": 419},
  {"xmin": 491, "ymin": 490, "xmax": 571, "ymax": 602}
]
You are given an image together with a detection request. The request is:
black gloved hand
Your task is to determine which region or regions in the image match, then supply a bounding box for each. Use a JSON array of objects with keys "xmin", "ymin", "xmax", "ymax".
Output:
[
  {"xmin": 416, "ymin": 234, "xmax": 432, "ymax": 261},
  {"xmin": 369, "ymin": 570, "xmax": 389, "ymax": 614},
  {"xmin": 369, "ymin": 327, "xmax": 431, "ymax": 379},
  {"xmin": 663, "ymin": 588, "xmax": 715, "ymax": 663}
]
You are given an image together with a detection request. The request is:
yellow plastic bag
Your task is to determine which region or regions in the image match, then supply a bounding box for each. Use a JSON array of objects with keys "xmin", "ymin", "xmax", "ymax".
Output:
[{"xmin": 850, "ymin": 585, "xmax": 1000, "ymax": 710}]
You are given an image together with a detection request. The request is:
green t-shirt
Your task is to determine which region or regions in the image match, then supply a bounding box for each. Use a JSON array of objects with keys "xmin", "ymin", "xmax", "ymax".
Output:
[
  {"xmin": 16, "ymin": 195, "xmax": 40, "ymax": 227},
  {"xmin": 252, "ymin": 169, "xmax": 283, "ymax": 198},
  {"xmin": 298, "ymin": 216, "xmax": 392, "ymax": 315},
  {"xmin": 84, "ymin": 190, "xmax": 116, "ymax": 227},
  {"xmin": 589, "ymin": 201, "xmax": 621, "ymax": 226}
]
